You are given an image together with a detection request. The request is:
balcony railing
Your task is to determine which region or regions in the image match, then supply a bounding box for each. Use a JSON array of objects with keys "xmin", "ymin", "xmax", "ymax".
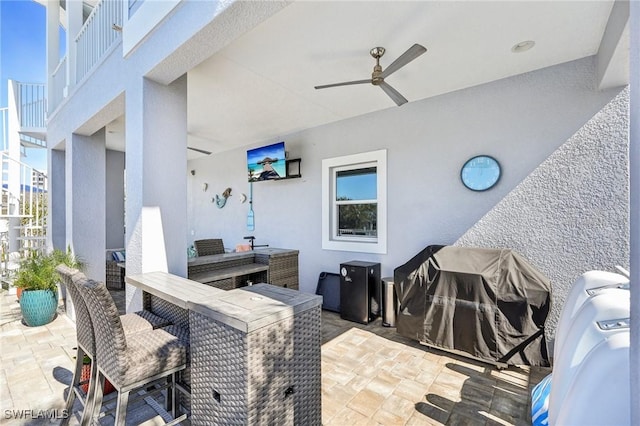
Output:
[
  {"xmin": 0, "ymin": 153, "xmax": 47, "ymax": 253},
  {"xmin": 75, "ymin": 0, "xmax": 124, "ymax": 83},
  {"xmin": 50, "ymin": 55, "xmax": 67, "ymax": 113},
  {"xmin": 0, "ymin": 108, "xmax": 7, "ymax": 152},
  {"xmin": 15, "ymin": 82, "xmax": 46, "ymax": 129}
]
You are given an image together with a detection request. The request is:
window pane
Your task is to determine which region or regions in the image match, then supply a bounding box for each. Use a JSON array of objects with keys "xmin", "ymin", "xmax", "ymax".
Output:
[
  {"xmin": 337, "ymin": 203, "xmax": 377, "ymax": 237},
  {"xmin": 336, "ymin": 167, "xmax": 376, "ymax": 201}
]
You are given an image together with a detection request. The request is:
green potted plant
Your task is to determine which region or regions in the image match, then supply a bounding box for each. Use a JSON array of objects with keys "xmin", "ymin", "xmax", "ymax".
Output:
[{"xmin": 15, "ymin": 248, "xmax": 83, "ymax": 327}]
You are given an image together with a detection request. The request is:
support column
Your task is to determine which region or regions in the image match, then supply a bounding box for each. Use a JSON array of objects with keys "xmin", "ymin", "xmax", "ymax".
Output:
[
  {"xmin": 125, "ymin": 75, "xmax": 188, "ymax": 312},
  {"xmin": 66, "ymin": 130, "xmax": 106, "ymax": 282},
  {"xmin": 105, "ymin": 150, "xmax": 125, "ymax": 249},
  {"xmin": 46, "ymin": 0, "xmax": 60, "ymax": 111},
  {"xmin": 49, "ymin": 148, "xmax": 66, "ymax": 250}
]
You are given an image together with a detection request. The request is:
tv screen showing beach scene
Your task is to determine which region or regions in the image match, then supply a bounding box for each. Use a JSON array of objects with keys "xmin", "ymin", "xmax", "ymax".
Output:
[{"xmin": 247, "ymin": 141, "xmax": 287, "ymax": 182}]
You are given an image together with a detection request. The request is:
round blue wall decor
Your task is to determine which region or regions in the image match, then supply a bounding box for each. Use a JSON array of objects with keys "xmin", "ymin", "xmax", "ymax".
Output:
[{"xmin": 460, "ymin": 155, "xmax": 501, "ymax": 191}]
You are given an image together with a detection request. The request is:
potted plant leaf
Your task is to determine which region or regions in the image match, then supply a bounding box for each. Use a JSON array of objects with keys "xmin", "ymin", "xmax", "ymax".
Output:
[{"xmin": 15, "ymin": 248, "xmax": 83, "ymax": 327}]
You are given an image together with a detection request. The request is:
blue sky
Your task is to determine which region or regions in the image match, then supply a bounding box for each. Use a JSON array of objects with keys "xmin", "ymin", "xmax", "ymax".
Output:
[
  {"xmin": 1, "ymin": 1, "xmax": 47, "ymax": 107},
  {"xmin": 1, "ymin": 0, "xmax": 63, "ymax": 172}
]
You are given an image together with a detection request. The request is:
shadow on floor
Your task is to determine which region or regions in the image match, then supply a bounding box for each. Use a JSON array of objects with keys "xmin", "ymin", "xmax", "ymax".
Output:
[{"xmin": 418, "ymin": 362, "xmax": 538, "ymax": 425}]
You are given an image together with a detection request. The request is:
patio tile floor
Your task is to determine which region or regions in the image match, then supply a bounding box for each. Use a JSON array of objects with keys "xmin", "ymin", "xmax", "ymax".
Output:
[{"xmin": 1, "ymin": 287, "xmax": 549, "ymax": 425}]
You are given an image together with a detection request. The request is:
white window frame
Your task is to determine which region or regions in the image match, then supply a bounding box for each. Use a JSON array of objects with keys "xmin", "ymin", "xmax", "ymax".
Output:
[{"xmin": 322, "ymin": 149, "xmax": 387, "ymax": 254}]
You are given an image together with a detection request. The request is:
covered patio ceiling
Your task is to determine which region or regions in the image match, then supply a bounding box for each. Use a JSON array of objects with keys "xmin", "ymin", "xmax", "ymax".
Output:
[{"xmin": 106, "ymin": 1, "xmax": 629, "ymax": 158}]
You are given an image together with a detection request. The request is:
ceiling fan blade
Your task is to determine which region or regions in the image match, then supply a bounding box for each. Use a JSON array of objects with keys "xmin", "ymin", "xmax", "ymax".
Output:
[
  {"xmin": 188, "ymin": 146, "xmax": 212, "ymax": 155},
  {"xmin": 380, "ymin": 43, "xmax": 427, "ymax": 79},
  {"xmin": 379, "ymin": 81, "xmax": 408, "ymax": 106},
  {"xmin": 315, "ymin": 79, "xmax": 372, "ymax": 90}
]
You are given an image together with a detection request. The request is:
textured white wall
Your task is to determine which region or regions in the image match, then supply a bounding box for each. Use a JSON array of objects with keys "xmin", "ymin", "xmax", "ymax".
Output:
[
  {"xmin": 456, "ymin": 89, "xmax": 629, "ymax": 339},
  {"xmin": 187, "ymin": 58, "xmax": 625, "ymax": 312}
]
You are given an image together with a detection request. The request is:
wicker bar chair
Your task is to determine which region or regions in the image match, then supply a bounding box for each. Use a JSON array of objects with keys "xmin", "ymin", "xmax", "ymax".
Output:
[
  {"xmin": 194, "ymin": 239, "xmax": 225, "ymax": 256},
  {"xmin": 75, "ymin": 275, "xmax": 189, "ymax": 425},
  {"xmin": 57, "ymin": 265, "xmax": 173, "ymax": 425}
]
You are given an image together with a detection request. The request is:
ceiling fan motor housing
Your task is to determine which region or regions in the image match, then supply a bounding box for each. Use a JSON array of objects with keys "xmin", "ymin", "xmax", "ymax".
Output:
[
  {"xmin": 372, "ymin": 67, "xmax": 383, "ymax": 85},
  {"xmin": 370, "ymin": 47, "xmax": 386, "ymax": 58},
  {"xmin": 370, "ymin": 47, "xmax": 385, "ymax": 85}
]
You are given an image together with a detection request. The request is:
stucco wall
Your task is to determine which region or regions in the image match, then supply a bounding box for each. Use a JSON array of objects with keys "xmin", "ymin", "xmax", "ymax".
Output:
[
  {"xmin": 187, "ymin": 57, "xmax": 625, "ymax": 324},
  {"xmin": 456, "ymin": 88, "xmax": 630, "ymax": 339}
]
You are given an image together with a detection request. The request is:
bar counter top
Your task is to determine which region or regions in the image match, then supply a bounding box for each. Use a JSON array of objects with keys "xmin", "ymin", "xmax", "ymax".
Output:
[
  {"xmin": 186, "ymin": 247, "xmax": 299, "ymax": 267},
  {"xmin": 187, "ymin": 284, "xmax": 321, "ymax": 332},
  {"xmin": 126, "ymin": 271, "xmax": 225, "ymax": 308}
]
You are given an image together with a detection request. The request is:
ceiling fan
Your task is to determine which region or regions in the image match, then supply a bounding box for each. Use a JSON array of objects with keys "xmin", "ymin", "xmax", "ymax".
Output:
[
  {"xmin": 314, "ymin": 43, "xmax": 427, "ymax": 106},
  {"xmin": 187, "ymin": 146, "xmax": 212, "ymax": 155}
]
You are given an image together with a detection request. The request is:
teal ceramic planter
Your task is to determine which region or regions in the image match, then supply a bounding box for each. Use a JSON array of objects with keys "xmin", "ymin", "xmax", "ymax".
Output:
[{"xmin": 20, "ymin": 289, "xmax": 58, "ymax": 327}]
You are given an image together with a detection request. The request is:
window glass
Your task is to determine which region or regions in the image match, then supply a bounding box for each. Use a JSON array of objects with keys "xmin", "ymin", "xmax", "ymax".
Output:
[
  {"xmin": 337, "ymin": 204, "xmax": 377, "ymax": 237},
  {"xmin": 336, "ymin": 167, "xmax": 377, "ymax": 201}
]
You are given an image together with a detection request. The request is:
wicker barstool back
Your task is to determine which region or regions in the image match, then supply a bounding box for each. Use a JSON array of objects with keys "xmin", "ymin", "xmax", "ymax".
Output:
[
  {"xmin": 74, "ymin": 276, "xmax": 188, "ymax": 425},
  {"xmin": 57, "ymin": 265, "xmax": 96, "ymax": 426},
  {"xmin": 194, "ymin": 239, "xmax": 224, "ymax": 256},
  {"xmin": 74, "ymin": 276, "xmax": 130, "ymax": 383},
  {"xmin": 57, "ymin": 266, "xmax": 94, "ymax": 353}
]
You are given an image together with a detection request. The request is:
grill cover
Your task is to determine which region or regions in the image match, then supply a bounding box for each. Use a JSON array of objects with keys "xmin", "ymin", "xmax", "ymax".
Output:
[{"xmin": 394, "ymin": 245, "xmax": 551, "ymax": 366}]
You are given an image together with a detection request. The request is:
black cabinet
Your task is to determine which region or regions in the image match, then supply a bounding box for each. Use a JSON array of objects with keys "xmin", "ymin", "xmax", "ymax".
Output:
[{"xmin": 339, "ymin": 261, "xmax": 381, "ymax": 324}]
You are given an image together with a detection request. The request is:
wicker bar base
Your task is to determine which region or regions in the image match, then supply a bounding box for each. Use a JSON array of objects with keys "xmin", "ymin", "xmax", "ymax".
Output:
[
  {"xmin": 188, "ymin": 249, "xmax": 299, "ymax": 291},
  {"xmin": 189, "ymin": 291, "xmax": 321, "ymax": 425},
  {"xmin": 146, "ymin": 294, "xmax": 190, "ymax": 328}
]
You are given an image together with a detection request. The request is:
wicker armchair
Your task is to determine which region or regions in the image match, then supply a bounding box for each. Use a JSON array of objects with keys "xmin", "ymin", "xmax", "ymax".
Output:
[
  {"xmin": 75, "ymin": 275, "xmax": 189, "ymax": 425},
  {"xmin": 194, "ymin": 239, "xmax": 224, "ymax": 256},
  {"xmin": 57, "ymin": 266, "xmax": 173, "ymax": 425},
  {"xmin": 106, "ymin": 249, "xmax": 125, "ymax": 289}
]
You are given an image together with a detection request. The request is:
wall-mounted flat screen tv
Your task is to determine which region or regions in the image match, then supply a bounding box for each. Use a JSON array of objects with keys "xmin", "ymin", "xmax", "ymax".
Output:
[{"xmin": 247, "ymin": 141, "xmax": 286, "ymax": 182}]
